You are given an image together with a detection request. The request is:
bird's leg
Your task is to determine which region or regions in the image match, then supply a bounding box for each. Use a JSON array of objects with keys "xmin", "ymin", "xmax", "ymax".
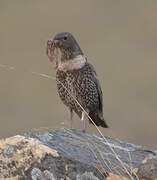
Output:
[
  {"xmin": 70, "ymin": 108, "xmax": 73, "ymax": 129},
  {"xmin": 81, "ymin": 111, "xmax": 86, "ymax": 133}
]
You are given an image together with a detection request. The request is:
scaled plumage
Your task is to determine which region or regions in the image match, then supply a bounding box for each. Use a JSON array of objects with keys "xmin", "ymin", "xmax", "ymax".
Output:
[{"xmin": 46, "ymin": 32, "xmax": 108, "ymax": 130}]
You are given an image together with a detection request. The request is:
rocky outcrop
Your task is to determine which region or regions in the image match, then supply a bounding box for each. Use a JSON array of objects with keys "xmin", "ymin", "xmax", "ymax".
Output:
[{"xmin": 0, "ymin": 129, "xmax": 157, "ymax": 180}]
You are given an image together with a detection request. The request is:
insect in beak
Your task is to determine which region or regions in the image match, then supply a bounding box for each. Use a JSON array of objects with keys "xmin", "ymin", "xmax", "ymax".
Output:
[{"xmin": 46, "ymin": 39, "xmax": 62, "ymax": 69}]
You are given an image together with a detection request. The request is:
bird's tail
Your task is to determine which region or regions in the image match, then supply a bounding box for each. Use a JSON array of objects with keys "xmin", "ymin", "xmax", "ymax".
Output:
[{"xmin": 89, "ymin": 111, "xmax": 109, "ymax": 128}]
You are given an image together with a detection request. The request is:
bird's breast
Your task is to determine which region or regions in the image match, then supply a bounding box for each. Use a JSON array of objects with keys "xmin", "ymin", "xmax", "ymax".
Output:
[{"xmin": 57, "ymin": 55, "xmax": 86, "ymax": 72}]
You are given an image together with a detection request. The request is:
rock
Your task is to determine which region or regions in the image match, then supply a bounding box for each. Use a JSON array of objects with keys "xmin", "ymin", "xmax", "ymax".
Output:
[
  {"xmin": 137, "ymin": 154, "xmax": 157, "ymax": 180},
  {"xmin": 0, "ymin": 129, "xmax": 156, "ymax": 180}
]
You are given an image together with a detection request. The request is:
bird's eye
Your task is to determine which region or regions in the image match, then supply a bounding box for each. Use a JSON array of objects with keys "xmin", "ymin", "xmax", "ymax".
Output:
[{"xmin": 63, "ymin": 36, "xmax": 67, "ymax": 40}]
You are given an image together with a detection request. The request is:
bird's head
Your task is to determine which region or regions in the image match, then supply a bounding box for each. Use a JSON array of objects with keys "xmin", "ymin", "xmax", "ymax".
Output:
[
  {"xmin": 46, "ymin": 32, "xmax": 86, "ymax": 70},
  {"xmin": 47, "ymin": 32, "xmax": 83, "ymax": 61}
]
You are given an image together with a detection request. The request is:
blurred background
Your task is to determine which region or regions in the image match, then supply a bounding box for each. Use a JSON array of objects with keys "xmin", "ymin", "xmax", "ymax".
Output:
[{"xmin": 0, "ymin": 0, "xmax": 157, "ymax": 149}]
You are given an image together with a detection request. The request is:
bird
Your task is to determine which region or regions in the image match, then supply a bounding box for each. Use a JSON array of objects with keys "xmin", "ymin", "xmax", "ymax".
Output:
[{"xmin": 46, "ymin": 32, "xmax": 108, "ymax": 131}]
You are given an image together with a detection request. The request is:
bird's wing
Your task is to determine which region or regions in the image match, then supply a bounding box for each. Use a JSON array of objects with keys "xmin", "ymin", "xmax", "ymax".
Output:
[{"xmin": 88, "ymin": 63, "xmax": 104, "ymax": 115}]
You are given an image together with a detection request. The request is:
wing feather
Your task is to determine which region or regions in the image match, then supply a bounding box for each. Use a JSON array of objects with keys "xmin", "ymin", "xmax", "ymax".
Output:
[{"xmin": 88, "ymin": 63, "xmax": 103, "ymax": 115}]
